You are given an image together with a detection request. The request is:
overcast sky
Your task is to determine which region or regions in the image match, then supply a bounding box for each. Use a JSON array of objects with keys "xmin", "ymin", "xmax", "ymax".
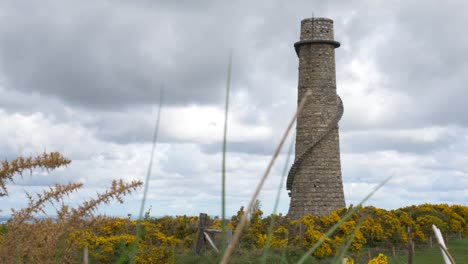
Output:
[{"xmin": 1, "ymin": 0, "xmax": 467, "ymax": 217}]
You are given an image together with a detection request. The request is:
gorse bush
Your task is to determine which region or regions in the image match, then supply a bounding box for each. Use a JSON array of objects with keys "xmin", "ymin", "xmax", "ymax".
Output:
[
  {"xmin": 0, "ymin": 151, "xmax": 71, "ymax": 197},
  {"xmin": 70, "ymin": 217, "xmax": 179, "ymax": 263},
  {"xmin": 0, "ymin": 152, "xmax": 143, "ymax": 263}
]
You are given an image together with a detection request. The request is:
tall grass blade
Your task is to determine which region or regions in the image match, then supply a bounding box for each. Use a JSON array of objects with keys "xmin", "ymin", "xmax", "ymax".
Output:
[
  {"xmin": 261, "ymin": 134, "xmax": 295, "ymax": 264},
  {"xmin": 221, "ymin": 51, "xmax": 232, "ymax": 251},
  {"xmin": 122, "ymin": 86, "xmax": 164, "ymax": 264},
  {"xmin": 138, "ymin": 87, "xmax": 164, "ymax": 223},
  {"xmin": 295, "ymin": 176, "xmax": 391, "ymax": 264},
  {"xmin": 220, "ymin": 91, "xmax": 312, "ymax": 264}
]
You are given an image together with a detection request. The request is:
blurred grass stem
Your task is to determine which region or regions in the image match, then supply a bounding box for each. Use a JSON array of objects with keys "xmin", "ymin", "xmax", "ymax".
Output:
[
  {"xmin": 261, "ymin": 134, "xmax": 295, "ymax": 264},
  {"xmin": 220, "ymin": 91, "xmax": 311, "ymax": 264},
  {"xmin": 126, "ymin": 86, "xmax": 164, "ymax": 263},
  {"xmin": 221, "ymin": 51, "xmax": 232, "ymax": 251}
]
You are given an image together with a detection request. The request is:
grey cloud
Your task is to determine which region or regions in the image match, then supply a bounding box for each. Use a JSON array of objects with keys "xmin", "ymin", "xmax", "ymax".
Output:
[
  {"xmin": 0, "ymin": 0, "xmax": 364, "ymax": 113},
  {"xmin": 372, "ymin": 1, "xmax": 468, "ymax": 126},
  {"xmin": 316, "ymin": 1, "xmax": 468, "ymax": 130},
  {"xmin": 0, "ymin": 1, "xmax": 251, "ymax": 110},
  {"xmin": 85, "ymin": 107, "xmax": 159, "ymax": 144}
]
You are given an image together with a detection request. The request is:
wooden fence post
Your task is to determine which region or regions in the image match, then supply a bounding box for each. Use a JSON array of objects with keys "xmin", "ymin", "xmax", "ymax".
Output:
[
  {"xmin": 195, "ymin": 213, "xmax": 207, "ymax": 255},
  {"xmin": 407, "ymin": 226, "xmax": 413, "ymax": 264}
]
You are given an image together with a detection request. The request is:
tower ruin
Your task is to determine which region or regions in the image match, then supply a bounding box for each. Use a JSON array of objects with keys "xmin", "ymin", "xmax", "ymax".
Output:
[{"xmin": 287, "ymin": 18, "xmax": 345, "ymax": 218}]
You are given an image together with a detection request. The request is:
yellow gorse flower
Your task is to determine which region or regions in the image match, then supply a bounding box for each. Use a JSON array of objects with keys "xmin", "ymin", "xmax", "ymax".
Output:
[{"xmin": 368, "ymin": 253, "xmax": 388, "ymax": 264}]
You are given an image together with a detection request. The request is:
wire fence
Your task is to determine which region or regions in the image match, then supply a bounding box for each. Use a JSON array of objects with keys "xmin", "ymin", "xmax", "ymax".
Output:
[{"xmin": 349, "ymin": 233, "xmax": 465, "ymax": 264}]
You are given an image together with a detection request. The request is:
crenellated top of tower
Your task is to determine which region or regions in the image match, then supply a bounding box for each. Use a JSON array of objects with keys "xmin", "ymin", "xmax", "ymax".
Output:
[{"xmin": 294, "ymin": 17, "xmax": 340, "ymax": 56}]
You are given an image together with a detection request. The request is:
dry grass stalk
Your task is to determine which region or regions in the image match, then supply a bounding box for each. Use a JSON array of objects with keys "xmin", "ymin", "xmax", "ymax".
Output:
[{"xmin": 220, "ymin": 91, "xmax": 311, "ymax": 264}]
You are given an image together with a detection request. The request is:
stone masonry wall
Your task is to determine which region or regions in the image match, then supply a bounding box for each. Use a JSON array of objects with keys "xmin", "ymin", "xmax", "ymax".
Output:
[{"xmin": 288, "ymin": 18, "xmax": 346, "ymax": 219}]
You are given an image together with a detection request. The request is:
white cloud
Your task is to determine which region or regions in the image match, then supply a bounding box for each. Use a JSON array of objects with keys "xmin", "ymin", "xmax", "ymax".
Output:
[{"xmin": 162, "ymin": 104, "xmax": 272, "ymax": 144}]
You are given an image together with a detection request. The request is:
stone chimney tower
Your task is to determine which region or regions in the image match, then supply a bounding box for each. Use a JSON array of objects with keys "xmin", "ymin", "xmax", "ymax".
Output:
[{"xmin": 287, "ymin": 18, "xmax": 345, "ymax": 218}]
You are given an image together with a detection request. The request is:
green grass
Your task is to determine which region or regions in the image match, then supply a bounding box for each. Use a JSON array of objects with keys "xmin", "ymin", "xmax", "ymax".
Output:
[
  {"xmin": 177, "ymin": 247, "xmax": 330, "ymax": 264},
  {"xmin": 177, "ymin": 239, "xmax": 468, "ymax": 264},
  {"xmin": 385, "ymin": 238, "xmax": 468, "ymax": 264}
]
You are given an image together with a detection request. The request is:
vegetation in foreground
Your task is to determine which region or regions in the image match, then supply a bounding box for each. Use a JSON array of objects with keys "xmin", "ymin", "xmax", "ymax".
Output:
[{"xmin": 1, "ymin": 152, "xmax": 466, "ymax": 263}]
